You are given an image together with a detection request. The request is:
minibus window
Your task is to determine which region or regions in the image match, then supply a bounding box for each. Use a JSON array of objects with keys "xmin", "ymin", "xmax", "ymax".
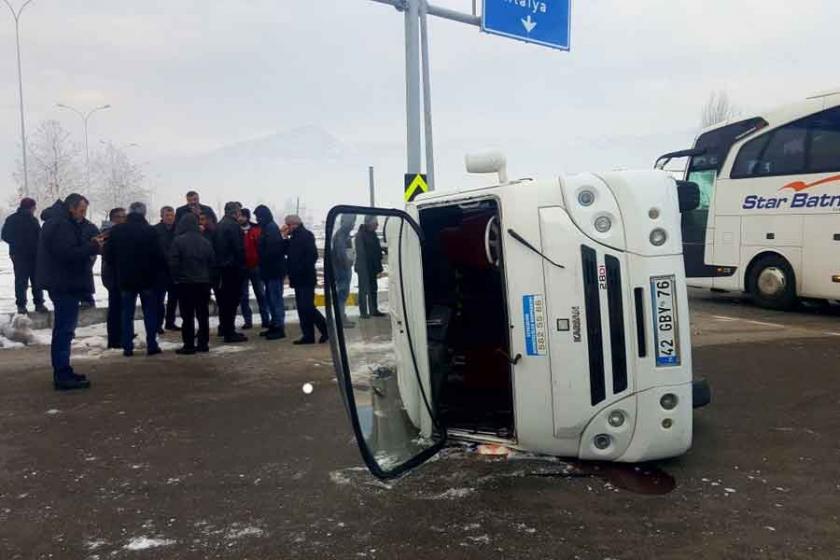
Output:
[
  {"xmin": 759, "ymin": 124, "xmax": 807, "ymax": 176},
  {"xmin": 731, "ymin": 134, "xmax": 771, "ymax": 178}
]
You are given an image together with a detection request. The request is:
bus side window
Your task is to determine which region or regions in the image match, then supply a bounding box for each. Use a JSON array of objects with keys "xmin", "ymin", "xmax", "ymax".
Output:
[
  {"xmin": 731, "ymin": 134, "xmax": 770, "ymax": 178},
  {"xmin": 807, "ymin": 108, "xmax": 840, "ymax": 174}
]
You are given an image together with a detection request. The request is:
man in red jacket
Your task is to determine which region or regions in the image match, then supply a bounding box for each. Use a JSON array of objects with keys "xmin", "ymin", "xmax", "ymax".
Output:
[{"xmin": 238, "ymin": 208, "xmax": 270, "ymax": 329}]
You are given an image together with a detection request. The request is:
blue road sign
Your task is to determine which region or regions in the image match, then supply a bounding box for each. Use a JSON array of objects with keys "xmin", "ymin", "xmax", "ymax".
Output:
[{"xmin": 482, "ymin": 0, "xmax": 571, "ymax": 51}]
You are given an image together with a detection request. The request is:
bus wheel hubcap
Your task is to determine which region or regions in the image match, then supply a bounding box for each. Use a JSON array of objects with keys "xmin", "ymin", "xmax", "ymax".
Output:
[{"xmin": 757, "ymin": 267, "xmax": 786, "ymax": 297}]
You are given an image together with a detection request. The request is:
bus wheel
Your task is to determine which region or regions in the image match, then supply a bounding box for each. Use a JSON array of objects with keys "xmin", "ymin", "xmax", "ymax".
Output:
[{"xmin": 748, "ymin": 255, "xmax": 797, "ymax": 310}]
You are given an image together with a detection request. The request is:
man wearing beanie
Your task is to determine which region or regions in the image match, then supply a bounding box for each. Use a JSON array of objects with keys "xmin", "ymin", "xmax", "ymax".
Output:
[{"xmin": 1, "ymin": 197, "xmax": 47, "ymax": 315}]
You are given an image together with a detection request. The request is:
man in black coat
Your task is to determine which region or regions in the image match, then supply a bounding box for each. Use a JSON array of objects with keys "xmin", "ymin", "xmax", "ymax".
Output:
[
  {"xmin": 37, "ymin": 194, "xmax": 102, "ymax": 391},
  {"xmin": 169, "ymin": 213, "xmax": 216, "ymax": 354},
  {"xmin": 1, "ymin": 197, "xmax": 46, "ymax": 314},
  {"xmin": 254, "ymin": 205, "xmax": 287, "ymax": 340},
  {"xmin": 101, "ymin": 207, "xmax": 126, "ymax": 349},
  {"xmin": 154, "ymin": 206, "xmax": 180, "ymax": 332},
  {"xmin": 79, "ymin": 218, "xmax": 101, "ymax": 308},
  {"xmin": 104, "ymin": 202, "xmax": 166, "ymax": 357},
  {"xmin": 214, "ymin": 201, "xmax": 247, "ymax": 343},
  {"xmin": 284, "ymin": 214, "xmax": 327, "ymax": 345},
  {"xmin": 354, "ymin": 216, "xmax": 386, "ymax": 318},
  {"xmin": 175, "ymin": 190, "xmax": 218, "ymax": 225}
]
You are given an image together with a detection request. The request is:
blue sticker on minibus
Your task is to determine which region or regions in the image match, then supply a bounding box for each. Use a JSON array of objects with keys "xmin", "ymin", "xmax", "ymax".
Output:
[{"xmin": 523, "ymin": 294, "xmax": 547, "ymax": 356}]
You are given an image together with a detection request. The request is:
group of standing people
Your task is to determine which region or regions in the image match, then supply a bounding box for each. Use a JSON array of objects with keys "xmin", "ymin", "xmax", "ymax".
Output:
[{"xmin": 2, "ymin": 190, "xmax": 329, "ymax": 391}]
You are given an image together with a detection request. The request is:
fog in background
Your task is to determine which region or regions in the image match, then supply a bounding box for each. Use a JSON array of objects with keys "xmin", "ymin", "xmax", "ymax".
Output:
[{"xmin": 0, "ymin": 0, "xmax": 837, "ymax": 219}]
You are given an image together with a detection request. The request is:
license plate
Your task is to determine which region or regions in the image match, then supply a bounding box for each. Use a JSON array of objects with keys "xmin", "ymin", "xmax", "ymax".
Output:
[{"xmin": 650, "ymin": 275, "xmax": 680, "ymax": 367}]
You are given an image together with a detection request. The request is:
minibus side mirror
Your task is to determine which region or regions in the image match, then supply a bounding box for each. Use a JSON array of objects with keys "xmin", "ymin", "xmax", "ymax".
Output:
[{"xmin": 676, "ymin": 181, "xmax": 700, "ymax": 213}]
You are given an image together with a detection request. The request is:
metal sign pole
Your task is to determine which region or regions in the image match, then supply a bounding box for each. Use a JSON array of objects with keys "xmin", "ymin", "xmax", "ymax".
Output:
[
  {"xmin": 404, "ymin": 0, "xmax": 423, "ymax": 177},
  {"xmin": 419, "ymin": 0, "xmax": 435, "ymax": 192},
  {"xmin": 368, "ymin": 166, "xmax": 376, "ymax": 206}
]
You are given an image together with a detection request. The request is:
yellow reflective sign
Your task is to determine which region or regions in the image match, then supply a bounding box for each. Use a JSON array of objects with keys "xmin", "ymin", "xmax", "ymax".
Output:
[{"xmin": 404, "ymin": 173, "xmax": 429, "ymax": 202}]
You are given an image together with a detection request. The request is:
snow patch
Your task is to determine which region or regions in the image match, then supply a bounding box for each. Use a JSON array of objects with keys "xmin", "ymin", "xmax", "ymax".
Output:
[
  {"xmin": 45, "ymin": 409, "xmax": 60, "ymax": 415},
  {"xmin": 225, "ymin": 526, "xmax": 265, "ymax": 540},
  {"xmin": 123, "ymin": 536, "xmax": 175, "ymax": 550},
  {"xmin": 429, "ymin": 488, "xmax": 475, "ymax": 500}
]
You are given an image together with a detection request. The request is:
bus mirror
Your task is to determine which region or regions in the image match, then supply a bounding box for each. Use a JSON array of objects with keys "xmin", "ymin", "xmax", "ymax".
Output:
[{"xmin": 676, "ymin": 181, "xmax": 700, "ymax": 213}]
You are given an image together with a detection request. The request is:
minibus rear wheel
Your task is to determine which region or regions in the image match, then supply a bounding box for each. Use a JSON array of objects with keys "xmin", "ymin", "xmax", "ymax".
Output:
[{"xmin": 747, "ymin": 254, "xmax": 798, "ymax": 310}]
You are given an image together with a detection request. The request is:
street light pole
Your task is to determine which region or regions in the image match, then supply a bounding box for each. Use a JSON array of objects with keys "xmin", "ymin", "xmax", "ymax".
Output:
[
  {"xmin": 3, "ymin": 0, "xmax": 35, "ymax": 197},
  {"xmin": 57, "ymin": 103, "xmax": 111, "ymax": 187}
]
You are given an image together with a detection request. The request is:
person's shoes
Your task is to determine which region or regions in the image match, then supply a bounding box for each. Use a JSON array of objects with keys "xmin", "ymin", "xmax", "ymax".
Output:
[
  {"xmin": 156, "ymin": 328, "xmax": 165, "ymax": 335},
  {"xmin": 217, "ymin": 327, "xmax": 224, "ymax": 337},
  {"xmin": 72, "ymin": 372, "xmax": 88, "ymax": 381},
  {"xmin": 259, "ymin": 330, "xmax": 270, "ymax": 337},
  {"xmin": 80, "ymin": 301, "xmax": 96, "ymax": 309},
  {"xmin": 371, "ymin": 311, "xmax": 386, "ymax": 317},
  {"xmin": 223, "ymin": 332, "xmax": 248, "ymax": 343},
  {"xmin": 34, "ymin": 304, "xmax": 49, "ymax": 314},
  {"xmin": 147, "ymin": 347, "xmax": 163, "ymax": 356},
  {"xmin": 123, "ymin": 349, "xmax": 134, "ymax": 357},
  {"xmin": 54, "ymin": 377, "xmax": 91, "ymax": 391},
  {"xmin": 196, "ymin": 345, "xmax": 210, "ymax": 353},
  {"xmin": 16, "ymin": 306, "xmax": 27, "ymax": 315},
  {"xmin": 266, "ymin": 329, "xmax": 286, "ymax": 341},
  {"xmin": 242, "ymin": 322, "xmax": 253, "ymax": 330},
  {"xmin": 175, "ymin": 347, "xmax": 196, "ymax": 355},
  {"xmin": 107, "ymin": 343, "xmax": 121, "ymax": 350},
  {"xmin": 165, "ymin": 323, "xmax": 181, "ymax": 331},
  {"xmin": 319, "ymin": 333, "xmax": 329, "ymax": 344},
  {"xmin": 293, "ymin": 338, "xmax": 316, "ymax": 345},
  {"xmin": 260, "ymin": 323, "xmax": 270, "ymax": 330}
]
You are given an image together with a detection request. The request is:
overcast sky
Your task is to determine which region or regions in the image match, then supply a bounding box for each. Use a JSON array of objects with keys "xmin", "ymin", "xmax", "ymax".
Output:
[{"xmin": 0, "ymin": 0, "xmax": 837, "ymax": 217}]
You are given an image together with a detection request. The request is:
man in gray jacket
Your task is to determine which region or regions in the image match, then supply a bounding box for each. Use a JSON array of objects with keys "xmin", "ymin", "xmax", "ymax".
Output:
[{"xmin": 169, "ymin": 213, "xmax": 215, "ymax": 354}]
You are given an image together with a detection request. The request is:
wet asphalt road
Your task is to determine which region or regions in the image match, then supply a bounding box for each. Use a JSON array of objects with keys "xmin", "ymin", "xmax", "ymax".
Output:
[{"xmin": 1, "ymin": 294, "xmax": 840, "ymax": 559}]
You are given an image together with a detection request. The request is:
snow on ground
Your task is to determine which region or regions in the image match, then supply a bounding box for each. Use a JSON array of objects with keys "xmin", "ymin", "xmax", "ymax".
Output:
[{"xmin": 123, "ymin": 536, "xmax": 176, "ymax": 550}]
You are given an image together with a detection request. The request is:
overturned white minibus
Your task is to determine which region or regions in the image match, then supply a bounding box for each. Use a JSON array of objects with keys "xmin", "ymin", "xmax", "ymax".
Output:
[{"xmin": 324, "ymin": 155, "xmax": 709, "ymax": 479}]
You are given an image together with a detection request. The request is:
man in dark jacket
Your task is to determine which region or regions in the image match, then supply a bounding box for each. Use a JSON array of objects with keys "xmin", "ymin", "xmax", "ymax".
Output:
[
  {"xmin": 101, "ymin": 207, "xmax": 126, "ymax": 349},
  {"xmin": 254, "ymin": 205, "xmax": 287, "ymax": 340},
  {"xmin": 104, "ymin": 202, "xmax": 166, "ymax": 357},
  {"xmin": 37, "ymin": 194, "xmax": 102, "ymax": 391},
  {"xmin": 215, "ymin": 201, "xmax": 247, "ymax": 343},
  {"xmin": 284, "ymin": 214, "xmax": 327, "ymax": 345},
  {"xmin": 175, "ymin": 190, "xmax": 217, "ymax": 225},
  {"xmin": 154, "ymin": 206, "xmax": 180, "ymax": 332},
  {"xmin": 331, "ymin": 214, "xmax": 357, "ymax": 327},
  {"xmin": 354, "ymin": 216, "xmax": 385, "ymax": 318},
  {"xmin": 1, "ymin": 197, "xmax": 46, "ymax": 314},
  {"xmin": 79, "ymin": 218, "xmax": 100, "ymax": 308},
  {"xmin": 169, "ymin": 213, "xmax": 215, "ymax": 354}
]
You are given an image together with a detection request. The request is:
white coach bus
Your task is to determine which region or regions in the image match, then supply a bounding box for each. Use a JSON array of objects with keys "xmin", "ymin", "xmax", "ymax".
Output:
[
  {"xmin": 323, "ymin": 154, "xmax": 708, "ymax": 480},
  {"xmin": 656, "ymin": 89, "xmax": 840, "ymax": 309}
]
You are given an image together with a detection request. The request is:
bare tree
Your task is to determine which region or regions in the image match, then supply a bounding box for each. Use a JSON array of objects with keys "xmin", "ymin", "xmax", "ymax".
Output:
[
  {"xmin": 14, "ymin": 120, "xmax": 84, "ymax": 207},
  {"xmin": 89, "ymin": 141, "xmax": 150, "ymax": 217},
  {"xmin": 701, "ymin": 91, "xmax": 740, "ymax": 128}
]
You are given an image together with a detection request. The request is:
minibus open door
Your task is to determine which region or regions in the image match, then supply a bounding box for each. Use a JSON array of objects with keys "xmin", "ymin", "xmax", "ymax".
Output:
[{"xmin": 324, "ymin": 205, "xmax": 446, "ymax": 480}]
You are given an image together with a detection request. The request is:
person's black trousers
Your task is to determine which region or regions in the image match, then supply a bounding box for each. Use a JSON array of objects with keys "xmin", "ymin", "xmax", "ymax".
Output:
[
  {"xmin": 11, "ymin": 256, "xmax": 43, "ymax": 308},
  {"xmin": 177, "ymin": 283, "xmax": 210, "ymax": 349},
  {"xmin": 156, "ymin": 283, "xmax": 179, "ymax": 329},
  {"xmin": 218, "ymin": 268, "xmax": 244, "ymax": 336},
  {"xmin": 294, "ymin": 283, "xmax": 326, "ymax": 341},
  {"xmin": 357, "ymin": 273, "xmax": 379, "ymax": 316},
  {"xmin": 106, "ymin": 287, "xmax": 122, "ymax": 348}
]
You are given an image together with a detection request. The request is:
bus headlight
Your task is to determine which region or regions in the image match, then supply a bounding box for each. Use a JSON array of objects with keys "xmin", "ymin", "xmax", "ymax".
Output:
[
  {"xmin": 650, "ymin": 228, "xmax": 668, "ymax": 246},
  {"xmin": 593, "ymin": 434, "xmax": 612, "ymax": 450},
  {"xmin": 607, "ymin": 411, "xmax": 625, "ymax": 427},
  {"xmin": 660, "ymin": 393, "xmax": 678, "ymax": 410},
  {"xmin": 594, "ymin": 216, "xmax": 612, "ymax": 233},
  {"xmin": 578, "ymin": 189, "xmax": 595, "ymax": 206}
]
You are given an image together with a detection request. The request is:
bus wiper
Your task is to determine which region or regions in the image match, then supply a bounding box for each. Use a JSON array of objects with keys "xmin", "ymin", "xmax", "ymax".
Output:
[{"xmin": 507, "ymin": 228, "xmax": 565, "ymax": 269}]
